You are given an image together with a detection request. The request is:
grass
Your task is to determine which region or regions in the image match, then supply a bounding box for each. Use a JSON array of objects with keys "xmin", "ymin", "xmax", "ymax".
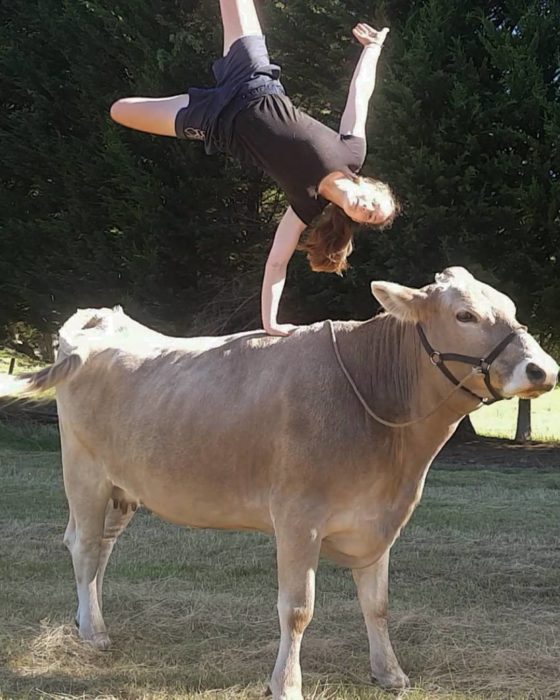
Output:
[
  {"xmin": 471, "ymin": 388, "xmax": 560, "ymax": 441},
  {"xmin": 0, "ymin": 348, "xmax": 46, "ymax": 375},
  {"xmin": 0, "ymin": 350, "xmax": 56, "ymax": 406},
  {"xmin": 0, "ymin": 421, "xmax": 559, "ymax": 699}
]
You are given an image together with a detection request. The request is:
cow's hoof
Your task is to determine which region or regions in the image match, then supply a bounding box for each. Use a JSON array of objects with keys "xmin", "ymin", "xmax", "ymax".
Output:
[
  {"xmin": 77, "ymin": 627, "xmax": 111, "ymax": 651},
  {"xmin": 265, "ymin": 687, "xmax": 303, "ymax": 700},
  {"xmin": 373, "ymin": 670, "xmax": 410, "ymax": 690},
  {"xmin": 90, "ymin": 632, "xmax": 111, "ymax": 651}
]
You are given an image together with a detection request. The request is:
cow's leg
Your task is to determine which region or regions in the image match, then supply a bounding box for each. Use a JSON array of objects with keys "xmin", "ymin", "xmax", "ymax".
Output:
[
  {"xmin": 63, "ymin": 511, "xmax": 81, "ymax": 626},
  {"xmin": 62, "ymin": 444, "xmax": 112, "ymax": 649},
  {"xmin": 269, "ymin": 526, "xmax": 321, "ymax": 700},
  {"xmin": 95, "ymin": 497, "xmax": 136, "ymax": 612},
  {"xmin": 64, "ymin": 492, "xmax": 135, "ymax": 630},
  {"xmin": 352, "ymin": 551, "xmax": 409, "ymax": 689}
]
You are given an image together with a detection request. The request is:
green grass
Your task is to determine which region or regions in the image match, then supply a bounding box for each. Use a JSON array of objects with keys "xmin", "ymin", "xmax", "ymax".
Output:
[
  {"xmin": 0, "ymin": 420, "xmax": 61, "ymax": 452},
  {"xmin": 0, "ymin": 421, "xmax": 559, "ymax": 699},
  {"xmin": 471, "ymin": 388, "xmax": 560, "ymax": 441},
  {"xmin": 0, "ymin": 349, "xmax": 56, "ymax": 407}
]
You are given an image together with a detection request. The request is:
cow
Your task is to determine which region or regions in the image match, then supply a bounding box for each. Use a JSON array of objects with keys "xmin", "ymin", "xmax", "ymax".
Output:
[{"xmin": 1, "ymin": 267, "xmax": 557, "ymax": 700}]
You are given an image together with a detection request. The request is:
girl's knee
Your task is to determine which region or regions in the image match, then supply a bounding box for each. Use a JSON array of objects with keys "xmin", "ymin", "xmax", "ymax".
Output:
[{"xmin": 109, "ymin": 99, "xmax": 129, "ymax": 126}]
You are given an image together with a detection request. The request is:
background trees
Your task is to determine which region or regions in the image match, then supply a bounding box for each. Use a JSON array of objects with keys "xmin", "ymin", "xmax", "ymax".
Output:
[{"xmin": 1, "ymin": 0, "xmax": 558, "ymax": 347}]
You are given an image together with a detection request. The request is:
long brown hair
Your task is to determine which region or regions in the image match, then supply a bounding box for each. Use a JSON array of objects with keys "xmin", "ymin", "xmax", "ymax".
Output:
[
  {"xmin": 298, "ymin": 204, "xmax": 354, "ymax": 274},
  {"xmin": 299, "ymin": 177, "xmax": 399, "ymax": 275}
]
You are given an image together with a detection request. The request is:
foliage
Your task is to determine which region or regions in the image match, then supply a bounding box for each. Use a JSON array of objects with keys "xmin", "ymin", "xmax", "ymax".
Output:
[
  {"xmin": 0, "ymin": 0, "xmax": 271, "ymax": 335},
  {"xmin": 1, "ymin": 0, "xmax": 558, "ymax": 337},
  {"xmin": 355, "ymin": 0, "xmax": 560, "ymax": 333}
]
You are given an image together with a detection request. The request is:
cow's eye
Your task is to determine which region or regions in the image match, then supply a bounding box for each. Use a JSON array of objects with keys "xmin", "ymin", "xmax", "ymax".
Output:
[{"xmin": 456, "ymin": 310, "xmax": 477, "ymax": 323}]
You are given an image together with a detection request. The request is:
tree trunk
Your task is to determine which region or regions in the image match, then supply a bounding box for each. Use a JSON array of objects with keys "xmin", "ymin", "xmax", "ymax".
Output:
[
  {"xmin": 38, "ymin": 332, "xmax": 56, "ymax": 363},
  {"xmin": 514, "ymin": 399, "xmax": 531, "ymax": 443},
  {"xmin": 451, "ymin": 416, "xmax": 478, "ymax": 443}
]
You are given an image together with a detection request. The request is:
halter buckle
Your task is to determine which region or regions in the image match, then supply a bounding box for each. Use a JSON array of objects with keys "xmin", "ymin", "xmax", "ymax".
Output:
[
  {"xmin": 430, "ymin": 351, "xmax": 442, "ymax": 366},
  {"xmin": 479, "ymin": 359, "xmax": 490, "ymax": 374}
]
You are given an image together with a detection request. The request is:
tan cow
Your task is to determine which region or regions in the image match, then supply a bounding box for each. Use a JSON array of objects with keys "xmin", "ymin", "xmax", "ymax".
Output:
[{"xmin": 2, "ymin": 267, "xmax": 557, "ymax": 699}]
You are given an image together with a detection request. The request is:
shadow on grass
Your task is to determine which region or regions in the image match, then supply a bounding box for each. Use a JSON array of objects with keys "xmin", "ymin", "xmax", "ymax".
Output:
[
  {"xmin": 436, "ymin": 435, "xmax": 560, "ymax": 470},
  {"xmin": 2, "ymin": 620, "xmax": 275, "ymax": 698},
  {"xmin": 0, "ymin": 415, "xmax": 59, "ymax": 452}
]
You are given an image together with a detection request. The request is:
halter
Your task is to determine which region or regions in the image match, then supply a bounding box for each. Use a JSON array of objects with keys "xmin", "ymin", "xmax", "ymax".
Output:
[
  {"xmin": 416, "ymin": 324, "xmax": 525, "ymax": 404},
  {"xmin": 327, "ymin": 320, "xmax": 525, "ymax": 429}
]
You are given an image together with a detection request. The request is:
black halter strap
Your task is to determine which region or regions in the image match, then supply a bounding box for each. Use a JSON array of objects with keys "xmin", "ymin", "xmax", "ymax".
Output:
[{"xmin": 416, "ymin": 325, "xmax": 522, "ymax": 404}]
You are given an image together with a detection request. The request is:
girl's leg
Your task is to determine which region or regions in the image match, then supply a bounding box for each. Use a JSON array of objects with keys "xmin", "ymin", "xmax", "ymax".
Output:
[
  {"xmin": 110, "ymin": 0, "xmax": 264, "ymax": 136},
  {"xmin": 110, "ymin": 93, "xmax": 190, "ymax": 137},
  {"xmin": 220, "ymin": 0, "xmax": 263, "ymax": 56}
]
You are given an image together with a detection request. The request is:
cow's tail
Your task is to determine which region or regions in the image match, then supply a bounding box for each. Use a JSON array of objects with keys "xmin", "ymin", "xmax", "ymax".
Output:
[{"xmin": 0, "ymin": 350, "xmax": 87, "ymax": 397}]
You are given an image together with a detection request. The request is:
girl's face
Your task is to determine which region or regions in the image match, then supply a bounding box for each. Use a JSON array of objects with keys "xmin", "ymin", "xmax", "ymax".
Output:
[{"xmin": 343, "ymin": 179, "xmax": 395, "ymax": 225}]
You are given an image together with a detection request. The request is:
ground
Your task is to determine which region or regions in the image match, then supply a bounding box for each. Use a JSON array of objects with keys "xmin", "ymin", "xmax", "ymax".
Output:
[
  {"xmin": 0, "ymin": 422, "xmax": 558, "ymax": 700},
  {"xmin": 440, "ymin": 436, "xmax": 560, "ymax": 470}
]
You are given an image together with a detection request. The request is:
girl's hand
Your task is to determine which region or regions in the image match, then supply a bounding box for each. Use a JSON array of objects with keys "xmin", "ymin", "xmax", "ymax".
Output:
[
  {"xmin": 352, "ymin": 24, "xmax": 389, "ymax": 48},
  {"xmin": 264, "ymin": 323, "xmax": 299, "ymax": 337}
]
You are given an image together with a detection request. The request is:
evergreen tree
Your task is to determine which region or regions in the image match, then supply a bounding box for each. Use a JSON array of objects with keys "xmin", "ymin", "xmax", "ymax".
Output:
[
  {"xmin": 0, "ymin": 0, "xmax": 272, "ymax": 334},
  {"xmin": 355, "ymin": 0, "xmax": 560, "ymax": 338},
  {"xmin": 1, "ymin": 0, "xmax": 558, "ymax": 346}
]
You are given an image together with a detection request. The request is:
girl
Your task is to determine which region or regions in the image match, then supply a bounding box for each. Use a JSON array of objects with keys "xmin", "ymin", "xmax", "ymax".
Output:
[{"xmin": 110, "ymin": 0, "xmax": 397, "ymax": 335}]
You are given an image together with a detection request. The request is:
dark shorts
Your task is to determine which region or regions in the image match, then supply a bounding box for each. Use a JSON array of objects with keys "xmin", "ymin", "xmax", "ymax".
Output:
[{"xmin": 174, "ymin": 35, "xmax": 285, "ymax": 151}]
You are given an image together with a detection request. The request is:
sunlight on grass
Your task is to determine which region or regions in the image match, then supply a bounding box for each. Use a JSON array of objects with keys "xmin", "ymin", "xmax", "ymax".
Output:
[
  {"xmin": 0, "ymin": 349, "xmax": 56, "ymax": 402},
  {"xmin": 0, "ymin": 349, "xmax": 46, "ymax": 375},
  {"xmin": 471, "ymin": 388, "xmax": 560, "ymax": 441}
]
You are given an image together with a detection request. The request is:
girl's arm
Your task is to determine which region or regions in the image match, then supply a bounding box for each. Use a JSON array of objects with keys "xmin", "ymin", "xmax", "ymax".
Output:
[
  {"xmin": 261, "ymin": 207, "xmax": 307, "ymax": 336},
  {"xmin": 339, "ymin": 24, "xmax": 389, "ymax": 138}
]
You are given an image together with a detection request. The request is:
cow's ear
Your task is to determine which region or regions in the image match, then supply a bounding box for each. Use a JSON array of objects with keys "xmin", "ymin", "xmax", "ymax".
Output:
[{"xmin": 370, "ymin": 281, "xmax": 428, "ymax": 322}]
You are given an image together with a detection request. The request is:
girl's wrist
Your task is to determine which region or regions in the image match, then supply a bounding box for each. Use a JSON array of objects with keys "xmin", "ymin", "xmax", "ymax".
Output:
[{"xmin": 363, "ymin": 41, "xmax": 383, "ymax": 51}]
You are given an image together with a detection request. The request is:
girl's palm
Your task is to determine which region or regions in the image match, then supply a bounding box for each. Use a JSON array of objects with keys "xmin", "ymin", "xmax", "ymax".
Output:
[{"xmin": 352, "ymin": 24, "xmax": 389, "ymax": 47}]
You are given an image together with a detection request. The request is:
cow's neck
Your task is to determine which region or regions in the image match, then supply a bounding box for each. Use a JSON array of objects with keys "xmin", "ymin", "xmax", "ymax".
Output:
[
  {"xmin": 336, "ymin": 315, "xmax": 472, "ymax": 466},
  {"xmin": 333, "ymin": 315, "xmax": 422, "ymax": 424},
  {"xmin": 328, "ymin": 317, "xmax": 475, "ymax": 553}
]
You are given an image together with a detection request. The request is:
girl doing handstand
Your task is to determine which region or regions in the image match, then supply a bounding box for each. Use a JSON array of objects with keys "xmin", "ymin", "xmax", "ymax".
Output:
[{"xmin": 111, "ymin": 0, "xmax": 397, "ymax": 335}]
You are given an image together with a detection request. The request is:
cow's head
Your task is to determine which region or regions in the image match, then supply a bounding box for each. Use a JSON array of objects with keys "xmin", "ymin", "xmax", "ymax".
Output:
[{"xmin": 371, "ymin": 267, "xmax": 558, "ymax": 401}]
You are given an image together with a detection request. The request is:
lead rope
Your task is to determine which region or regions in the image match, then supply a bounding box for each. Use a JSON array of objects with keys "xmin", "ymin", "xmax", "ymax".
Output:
[{"xmin": 327, "ymin": 320, "xmax": 481, "ymax": 428}]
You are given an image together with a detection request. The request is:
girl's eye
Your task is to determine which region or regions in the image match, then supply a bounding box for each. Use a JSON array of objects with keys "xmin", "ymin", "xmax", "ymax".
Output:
[{"xmin": 456, "ymin": 310, "xmax": 477, "ymax": 323}]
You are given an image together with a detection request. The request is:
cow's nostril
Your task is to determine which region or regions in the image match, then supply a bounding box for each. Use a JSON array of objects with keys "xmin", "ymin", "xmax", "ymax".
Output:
[{"xmin": 526, "ymin": 362, "xmax": 546, "ymax": 384}]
